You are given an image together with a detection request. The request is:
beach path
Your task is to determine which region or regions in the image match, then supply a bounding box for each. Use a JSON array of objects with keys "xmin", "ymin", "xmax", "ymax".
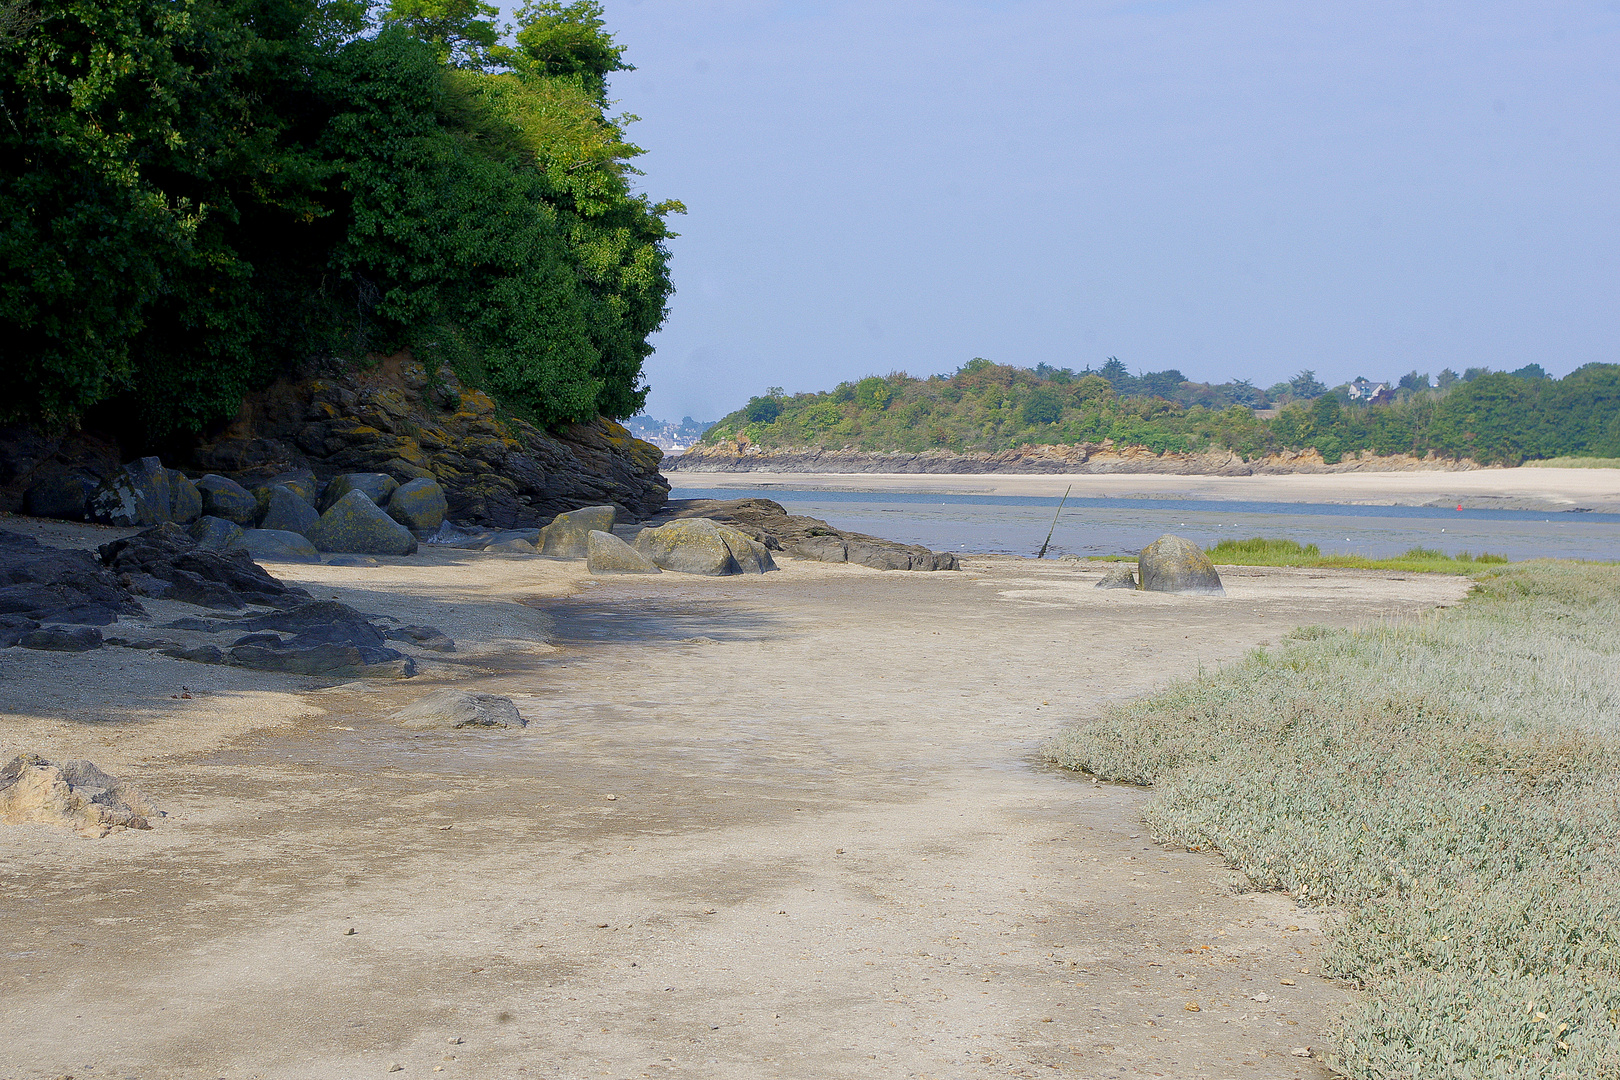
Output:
[{"xmin": 0, "ymin": 554, "xmax": 1468, "ymax": 1079}]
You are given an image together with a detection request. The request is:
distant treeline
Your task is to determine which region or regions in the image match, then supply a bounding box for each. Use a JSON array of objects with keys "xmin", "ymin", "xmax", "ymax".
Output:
[{"xmin": 705, "ymin": 361, "xmax": 1620, "ymax": 465}]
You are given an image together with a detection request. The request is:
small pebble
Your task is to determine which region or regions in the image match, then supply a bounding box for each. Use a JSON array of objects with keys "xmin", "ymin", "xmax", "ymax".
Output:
[
  {"xmin": 388, "ymin": 1065, "xmax": 404, "ymax": 1073},
  {"xmin": 1292, "ymin": 1046, "xmax": 1313, "ymax": 1057},
  {"xmin": 345, "ymin": 928, "xmax": 357, "ymax": 936},
  {"xmin": 1280, "ymin": 978, "xmax": 1296, "ymax": 986},
  {"xmin": 1184, "ymin": 1003, "xmax": 1200, "ymax": 1012},
  {"xmin": 605, "ymin": 794, "xmax": 617, "ymax": 801},
  {"xmin": 447, "ymin": 1036, "xmax": 463, "ymax": 1044},
  {"xmin": 1251, "ymin": 992, "xmax": 1270, "ymax": 1002}
]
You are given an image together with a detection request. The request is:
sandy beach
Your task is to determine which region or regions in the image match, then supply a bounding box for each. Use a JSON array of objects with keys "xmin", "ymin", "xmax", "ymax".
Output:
[
  {"xmin": 670, "ymin": 467, "xmax": 1620, "ymax": 514},
  {"xmin": 0, "ymin": 521, "xmax": 1472, "ymax": 1080}
]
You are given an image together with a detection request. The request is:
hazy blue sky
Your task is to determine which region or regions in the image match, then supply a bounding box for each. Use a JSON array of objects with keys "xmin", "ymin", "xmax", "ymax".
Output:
[{"xmin": 546, "ymin": 1, "xmax": 1619, "ymax": 421}]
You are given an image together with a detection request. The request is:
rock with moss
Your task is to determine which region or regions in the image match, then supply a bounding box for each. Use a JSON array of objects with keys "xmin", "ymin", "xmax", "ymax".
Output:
[
  {"xmin": 257, "ymin": 484, "xmax": 319, "ymax": 535},
  {"xmin": 1095, "ymin": 564, "xmax": 1137, "ymax": 590},
  {"xmin": 260, "ymin": 468, "xmax": 319, "ymax": 506},
  {"xmin": 716, "ymin": 524, "xmax": 776, "ymax": 574},
  {"xmin": 540, "ymin": 505, "xmax": 617, "ymax": 558},
  {"xmin": 196, "ymin": 474, "xmax": 258, "ymax": 525},
  {"xmin": 188, "ymin": 515, "xmax": 245, "ymax": 551},
  {"xmin": 633, "ymin": 518, "xmax": 740, "ymax": 575},
  {"xmin": 386, "ymin": 477, "xmax": 448, "ymax": 532},
  {"xmin": 88, "ymin": 457, "xmax": 169, "ymax": 526},
  {"xmin": 320, "ymin": 472, "xmax": 399, "ymax": 511},
  {"xmin": 167, "ymin": 470, "xmax": 202, "ymax": 524},
  {"xmin": 307, "ymin": 490, "xmax": 418, "ymax": 556},
  {"xmin": 235, "ymin": 528, "xmax": 321, "ymax": 564},
  {"xmin": 1137, "ymin": 535, "xmax": 1224, "ymax": 595},
  {"xmin": 586, "ymin": 530, "xmax": 660, "ymax": 574}
]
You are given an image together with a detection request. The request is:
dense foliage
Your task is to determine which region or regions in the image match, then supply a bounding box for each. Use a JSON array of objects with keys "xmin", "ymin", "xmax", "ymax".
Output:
[
  {"xmin": 0, "ymin": 0, "xmax": 677, "ymax": 435},
  {"xmin": 707, "ymin": 361, "xmax": 1620, "ymax": 466}
]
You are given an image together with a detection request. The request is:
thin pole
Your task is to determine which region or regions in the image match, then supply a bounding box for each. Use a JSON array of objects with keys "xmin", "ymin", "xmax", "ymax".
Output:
[{"xmin": 1036, "ymin": 484, "xmax": 1073, "ymax": 559}]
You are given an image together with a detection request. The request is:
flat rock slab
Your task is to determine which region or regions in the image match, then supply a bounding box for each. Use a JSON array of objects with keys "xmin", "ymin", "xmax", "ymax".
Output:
[
  {"xmin": 392, "ymin": 690, "xmax": 525, "ymax": 729},
  {"xmin": 0, "ymin": 754, "xmax": 157, "ymax": 837}
]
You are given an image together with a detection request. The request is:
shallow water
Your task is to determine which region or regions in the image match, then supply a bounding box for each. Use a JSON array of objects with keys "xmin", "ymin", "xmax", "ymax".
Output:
[{"xmin": 670, "ymin": 482, "xmax": 1620, "ymax": 562}]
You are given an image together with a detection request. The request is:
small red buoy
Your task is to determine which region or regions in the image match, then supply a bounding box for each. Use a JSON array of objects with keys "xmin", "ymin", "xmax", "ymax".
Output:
[{"xmin": 1456, "ymin": 504, "xmax": 1463, "ymax": 511}]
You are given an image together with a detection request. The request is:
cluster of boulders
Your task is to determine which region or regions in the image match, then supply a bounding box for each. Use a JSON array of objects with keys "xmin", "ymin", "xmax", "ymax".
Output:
[
  {"xmin": 641, "ymin": 498, "xmax": 959, "ymax": 572},
  {"xmin": 1095, "ymin": 534, "xmax": 1226, "ymax": 595},
  {"xmin": 25, "ymin": 454, "xmax": 449, "ymax": 562},
  {"xmin": 0, "ymin": 525, "xmax": 444, "ymax": 676}
]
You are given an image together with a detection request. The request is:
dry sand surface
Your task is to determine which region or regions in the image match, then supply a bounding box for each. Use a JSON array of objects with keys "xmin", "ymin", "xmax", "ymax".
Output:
[
  {"xmin": 674, "ymin": 467, "xmax": 1620, "ymax": 513},
  {"xmin": 0, "ymin": 535, "xmax": 1471, "ymax": 1080}
]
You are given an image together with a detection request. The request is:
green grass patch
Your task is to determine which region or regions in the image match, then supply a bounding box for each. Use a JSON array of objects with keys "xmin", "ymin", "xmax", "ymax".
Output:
[
  {"xmin": 1522, "ymin": 457, "xmax": 1620, "ymax": 469},
  {"xmin": 1087, "ymin": 537, "xmax": 1510, "ymax": 573},
  {"xmin": 1048, "ymin": 560, "xmax": 1620, "ymax": 1078}
]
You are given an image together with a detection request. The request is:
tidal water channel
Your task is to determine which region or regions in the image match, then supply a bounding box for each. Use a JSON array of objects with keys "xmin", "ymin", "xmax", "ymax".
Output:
[{"xmin": 670, "ymin": 482, "xmax": 1620, "ymax": 563}]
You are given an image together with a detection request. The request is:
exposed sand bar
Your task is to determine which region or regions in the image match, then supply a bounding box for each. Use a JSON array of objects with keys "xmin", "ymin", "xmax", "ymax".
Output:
[
  {"xmin": 1, "ymin": 541, "xmax": 1470, "ymax": 1079},
  {"xmin": 671, "ymin": 467, "xmax": 1620, "ymax": 513}
]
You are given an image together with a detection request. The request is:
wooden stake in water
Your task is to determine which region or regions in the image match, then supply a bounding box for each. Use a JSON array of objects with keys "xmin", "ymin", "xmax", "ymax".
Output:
[{"xmin": 1036, "ymin": 484, "xmax": 1073, "ymax": 559}]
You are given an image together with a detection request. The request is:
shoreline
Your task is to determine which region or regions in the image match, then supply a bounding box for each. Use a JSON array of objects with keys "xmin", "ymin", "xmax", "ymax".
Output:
[{"xmin": 667, "ymin": 466, "xmax": 1620, "ymax": 514}]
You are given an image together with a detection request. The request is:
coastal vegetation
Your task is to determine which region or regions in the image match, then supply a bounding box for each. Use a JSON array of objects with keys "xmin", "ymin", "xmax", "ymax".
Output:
[
  {"xmin": 1, "ymin": 0, "xmax": 677, "ymax": 437},
  {"xmin": 1204, "ymin": 537, "xmax": 1512, "ymax": 574},
  {"xmin": 702, "ymin": 360, "xmax": 1620, "ymax": 467},
  {"xmin": 1049, "ymin": 560, "xmax": 1620, "ymax": 1077}
]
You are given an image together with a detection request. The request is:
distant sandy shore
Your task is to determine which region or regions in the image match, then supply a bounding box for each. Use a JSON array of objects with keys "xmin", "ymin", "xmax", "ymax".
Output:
[{"xmin": 670, "ymin": 466, "xmax": 1620, "ymax": 513}]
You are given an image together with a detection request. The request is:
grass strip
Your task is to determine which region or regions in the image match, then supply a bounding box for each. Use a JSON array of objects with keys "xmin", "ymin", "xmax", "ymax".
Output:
[
  {"xmin": 1521, "ymin": 457, "xmax": 1620, "ymax": 469},
  {"xmin": 1091, "ymin": 537, "xmax": 1513, "ymax": 574},
  {"xmin": 1048, "ymin": 560, "xmax": 1620, "ymax": 1078}
]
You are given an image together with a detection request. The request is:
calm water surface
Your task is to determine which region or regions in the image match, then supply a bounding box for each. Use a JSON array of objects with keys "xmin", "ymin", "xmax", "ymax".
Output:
[{"xmin": 670, "ymin": 483, "xmax": 1620, "ymax": 562}]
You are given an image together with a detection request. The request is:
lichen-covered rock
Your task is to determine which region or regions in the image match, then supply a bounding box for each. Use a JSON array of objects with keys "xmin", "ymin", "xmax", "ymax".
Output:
[
  {"xmin": 0, "ymin": 754, "xmax": 158, "ymax": 837},
  {"xmin": 1095, "ymin": 564, "xmax": 1137, "ymax": 590},
  {"xmin": 386, "ymin": 477, "xmax": 448, "ymax": 532},
  {"xmin": 187, "ymin": 515, "xmax": 245, "ymax": 551},
  {"xmin": 307, "ymin": 490, "xmax": 418, "ymax": 556},
  {"xmin": 24, "ymin": 473, "xmax": 95, "ymax": 521},
  {"xmin": 586, "ymin": 530, "xmax": 660, "ymax": 574},
  {"xmin": 320, "ymin": 472, "xmax": 399, "ymax": 511},
  {"xmin": 261, "ymin": 468, "xmax": 319, "ymax": 506},
  {"xmin": 540, "ymin": 505, "xmax": 616, "ymax": 558},
  {"xmin": 654, "ymin": 498, "xmax": 956, "ymax": 571},
  {"xmin": 167, "ymin": 470, "xmax": 202, "ymax": 524},
  {"xmin": 1137, "ymin": 535, "xmax": 1224, "ymax": 596},
  {"xmin": 257, "ymin": 484, "xmax": 319, "ymax": 535},
  {"xmin": 235, "ymin": 528, "xmax": 321, "ymax": 564},
  {"xmin": 196, "ymin": 474, "xmax": 258, "ymax": 525},
  {"xmin": 88, "ymin": 466, "xmax": 155, "ymax": 526},
  {"xmin": 633, "ymin": 518, "xmax": 738, "ymax": 575},
  {"xmin": 716, "ymin": 524, "xmax": 776, "ymax": 574},
  {"xmin": 483, "ymin": 537, "xmax": 537, "ymax": 554},
  {"xmin": 392, "ymin": 690, "xmax": 524, "ymax": 729}
]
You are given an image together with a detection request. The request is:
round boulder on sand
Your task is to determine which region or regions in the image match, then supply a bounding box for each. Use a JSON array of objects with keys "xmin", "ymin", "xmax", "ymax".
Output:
[
  {"xmin": 540, "ymin": 505, "xmax": 617, "ymax": 558},
  {"xmin": 1137, "ymin": 534, "xmax": 1224, "ymax": 596},
  {"xmin": 386, "ymin": 477, "xmax": 448, "ymax": 533},
  {"xmin": 235, "ymin": 528, "xmax": 321, "ymax": 564},
  {"xmin": 633, "ymin": 518, "xmax": 738, "ymax": 575},
  {"xmin": 308, "ymin": 490, "xmax": 418, "ymax": 556},
  {"xmin": 586, "ymin": 530, "xmax": 660, "ymax": 575},
  {"xmin": 320, "ymin": 472, "xmax": 399, "ymax": 511},
  {"xmin": 258, "ymin": 484, "xmax": 319, "ymax": 535},
  {"xmin": 392, "ymin": 691, "xmax": 525, "ymax": 730},
  {"xmin": 196, "ymin": 474, "xmax": 258, "ymax": 525},
  {"xmin": 188, "ymin": 515, "xmax": 245, "ymax": 551}
]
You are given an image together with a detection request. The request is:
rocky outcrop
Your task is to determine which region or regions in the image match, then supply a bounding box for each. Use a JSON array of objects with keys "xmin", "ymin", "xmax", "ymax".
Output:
[
  {"xmin": 633, "ymin": 519, "xmax": 749, "ymax": 576},
  {"xmin": 0, "ymin": 755, "xmax": 159, "ymax": 837},
  {"xmin": 0, "ymin": 530, "xmax": 145, "ymax": 632},
  {"xmin": 1138, "ymin": 535, "xmax": 1224, "ymax": 596},
  {"xmin": 99, "ymin": 523, "xmax": 311, "ymax": 610},
  {"xmin": 650, "ymin": 498, "xmax": 959, "ymax": 572},
  {"xmin": 183, "ymin": 354, "xmax": 669, "ymax": 526},
  {"xmin": 666, "ymin": 441, "xmax": 1486, "ymax": 476}
]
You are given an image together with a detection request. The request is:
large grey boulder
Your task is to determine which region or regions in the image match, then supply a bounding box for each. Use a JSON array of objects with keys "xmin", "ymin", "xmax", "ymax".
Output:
[
  {"xmin": 540, "ymin": 505, "xmax": 616, "ymax": 558},
  {"xmin": 386, "ymin": 477, "xmax": 448, "ymax": 532},
  {"xmin": 188, "ymin": 515, "xmax": 245, "ymax": 551},
  {"xmin": 167, "ymin": 471, "xmax": 202, "ymax": 524},
  {"xmin": 235, "ymin": 528, "xmax": 321, "ymax": 564},
  {"xmin": 88, "ymin": 457, "xmax": 170, "ymax": 526},
  {"xmin": 1095, "ymin": 564, "xmax": 1137, "ymax": 590},
  {"xmin": 320, "ymin": 472, "xmax": 398, "ymax": 511},
  {"xmin": 392, "ymin": 690, "xmax": 524, "ymax": 730},
  {"xmin": 716, "ymin": 524, "xmax": 776, "ymax": 574},
  {"xmin": 257, "ymin": 484, "xmax": 319, "ymax": 535},
  {"xmin": 196, "ymin": 474, "xmax": 258, "ymax": 525},
  {"xmin": 261, "ymin": 468, "xmax": 319, "ymax": 506},
  {"xmin": 586, "ymin": 530, "xmax": 660, "ymax": 575},
  {"xmin": 307, "ymin": 490, "xmax": 418, "ymax": 556},
  {"xmin": 633, "ymin": 518, "xmax": 739, "ymax": 575},
  {"xmin": 25, "ymin": 473, "xmax": 96, "ymax": 521},
  {"xmin": 1138, "ymin": 535, "xmax": 1224, "ymax": 596}
]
